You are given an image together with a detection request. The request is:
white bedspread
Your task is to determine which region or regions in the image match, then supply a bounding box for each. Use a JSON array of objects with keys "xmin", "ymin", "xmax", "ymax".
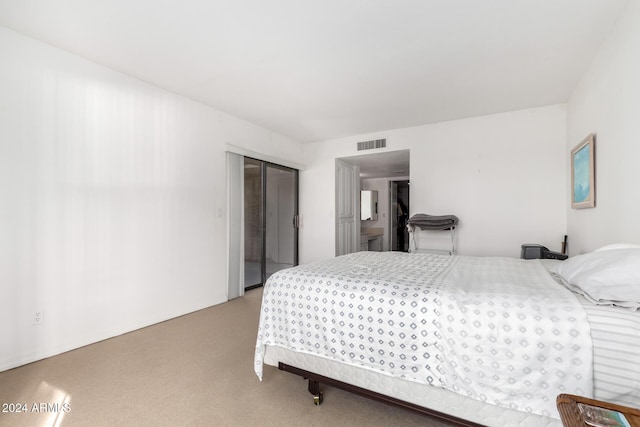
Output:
[{"xmin": 254, "ymin": 252, "xmax": 593, "ymax": 418}]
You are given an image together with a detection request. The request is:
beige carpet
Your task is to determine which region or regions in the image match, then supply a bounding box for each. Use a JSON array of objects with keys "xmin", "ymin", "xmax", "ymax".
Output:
[{"xmin": 0, "ymin": 288, "xmax": 450, "ymax": 427}]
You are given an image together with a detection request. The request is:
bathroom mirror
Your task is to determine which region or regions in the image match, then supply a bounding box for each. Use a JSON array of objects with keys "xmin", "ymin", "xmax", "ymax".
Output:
[{"xmin": 361, "ymin": 190, "xmax": 378, "ymax": 221}]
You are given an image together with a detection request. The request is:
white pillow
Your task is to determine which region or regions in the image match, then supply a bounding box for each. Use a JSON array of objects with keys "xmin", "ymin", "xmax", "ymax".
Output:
[{"xmin": 555, "ymin": 248, "xmax": 640, "ymax": 309}]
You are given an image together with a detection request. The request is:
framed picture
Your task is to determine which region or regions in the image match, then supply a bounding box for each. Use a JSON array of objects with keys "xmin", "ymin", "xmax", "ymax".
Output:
[{"xmin": 571, "ymin": 133, "xmax": 595, "ymax": 209}]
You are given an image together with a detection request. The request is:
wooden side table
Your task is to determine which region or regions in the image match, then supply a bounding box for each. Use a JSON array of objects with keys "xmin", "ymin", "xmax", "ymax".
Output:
[{"xmin": 557, "ymin": 394, "xmax": 640, "ymax": 427}]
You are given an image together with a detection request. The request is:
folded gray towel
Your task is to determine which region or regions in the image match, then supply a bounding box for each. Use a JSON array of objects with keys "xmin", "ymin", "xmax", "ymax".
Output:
[{"xmin": 408, "ymin": 214, "xmax": 458, "ymax": 230}]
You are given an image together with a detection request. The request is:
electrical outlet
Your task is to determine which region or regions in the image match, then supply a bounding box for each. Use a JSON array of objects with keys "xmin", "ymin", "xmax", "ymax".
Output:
[{"xmin": 33, "ymin": 309, "xmax": 44, "ymax": 326}]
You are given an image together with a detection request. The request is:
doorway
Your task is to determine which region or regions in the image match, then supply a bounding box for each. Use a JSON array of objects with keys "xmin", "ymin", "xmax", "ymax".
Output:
[
  {"xmin": 244, "ymin": 158, "xmax": 298, "ymax": 289},
  {"xmin": 336, "ymin": 149, "xmax": 410, "ymax": 255},
  {"xmin": 390, "ymin": 180, "xmax": 410, "ymax": 252}
]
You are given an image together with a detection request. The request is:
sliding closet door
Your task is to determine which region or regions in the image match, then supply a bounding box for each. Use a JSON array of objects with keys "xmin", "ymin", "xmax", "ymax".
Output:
[
  {"xmin": 244, "ymin": 158, "xmax": 264, "ymax": 288},
  {"xmin": 265, "ymin": 164, "xmax": 298, "ymax": 282},
  {"xmin": 244, "ymin": 158, "xmax": 298, "ymax": 289}
]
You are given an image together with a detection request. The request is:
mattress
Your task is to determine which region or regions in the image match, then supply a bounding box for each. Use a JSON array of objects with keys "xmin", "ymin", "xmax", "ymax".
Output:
[{"xmin": 263, "ymin": 345, "xmax": 561, "ymax": 427}]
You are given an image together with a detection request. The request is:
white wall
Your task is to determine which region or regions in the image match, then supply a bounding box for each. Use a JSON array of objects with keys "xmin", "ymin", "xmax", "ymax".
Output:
[
  {"xmin": 300, "ymin": 105, "xmax": 567, "ymax": 263},
  {"xmin": 0, "ymin": 26, "xmax": 302, "ymax": 371},
  {"xmin": 566, "ymin": 0, "xmax": 640, "ymax": 255}
]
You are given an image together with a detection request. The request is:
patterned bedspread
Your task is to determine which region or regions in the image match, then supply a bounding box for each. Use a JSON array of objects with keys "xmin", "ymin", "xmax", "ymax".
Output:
[{"xmin": 254, "ymin": 251, "xmax": 593, "ymax": 417}]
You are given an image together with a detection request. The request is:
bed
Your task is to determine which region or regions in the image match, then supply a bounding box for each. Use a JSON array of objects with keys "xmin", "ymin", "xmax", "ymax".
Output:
[{"xmin": 254, "ymin": 248, "xmax": 640, "ymax": 426}]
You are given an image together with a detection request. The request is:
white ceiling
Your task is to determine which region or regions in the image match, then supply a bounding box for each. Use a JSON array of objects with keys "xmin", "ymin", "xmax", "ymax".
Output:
[{"xmin": 0, "ymin": 0, "xmax": 629, "ymax": 143}]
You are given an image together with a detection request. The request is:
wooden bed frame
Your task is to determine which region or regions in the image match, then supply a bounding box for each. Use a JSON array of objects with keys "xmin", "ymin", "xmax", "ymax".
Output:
[{"xmin": 278, "ymin": 362, "xmax": 485, "ymax": 427}]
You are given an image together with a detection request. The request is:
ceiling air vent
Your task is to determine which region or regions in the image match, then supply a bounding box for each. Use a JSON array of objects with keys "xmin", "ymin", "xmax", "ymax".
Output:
[{"xmin": 357, "ymin": 138, "xmax": 387, "ymax": 151}]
